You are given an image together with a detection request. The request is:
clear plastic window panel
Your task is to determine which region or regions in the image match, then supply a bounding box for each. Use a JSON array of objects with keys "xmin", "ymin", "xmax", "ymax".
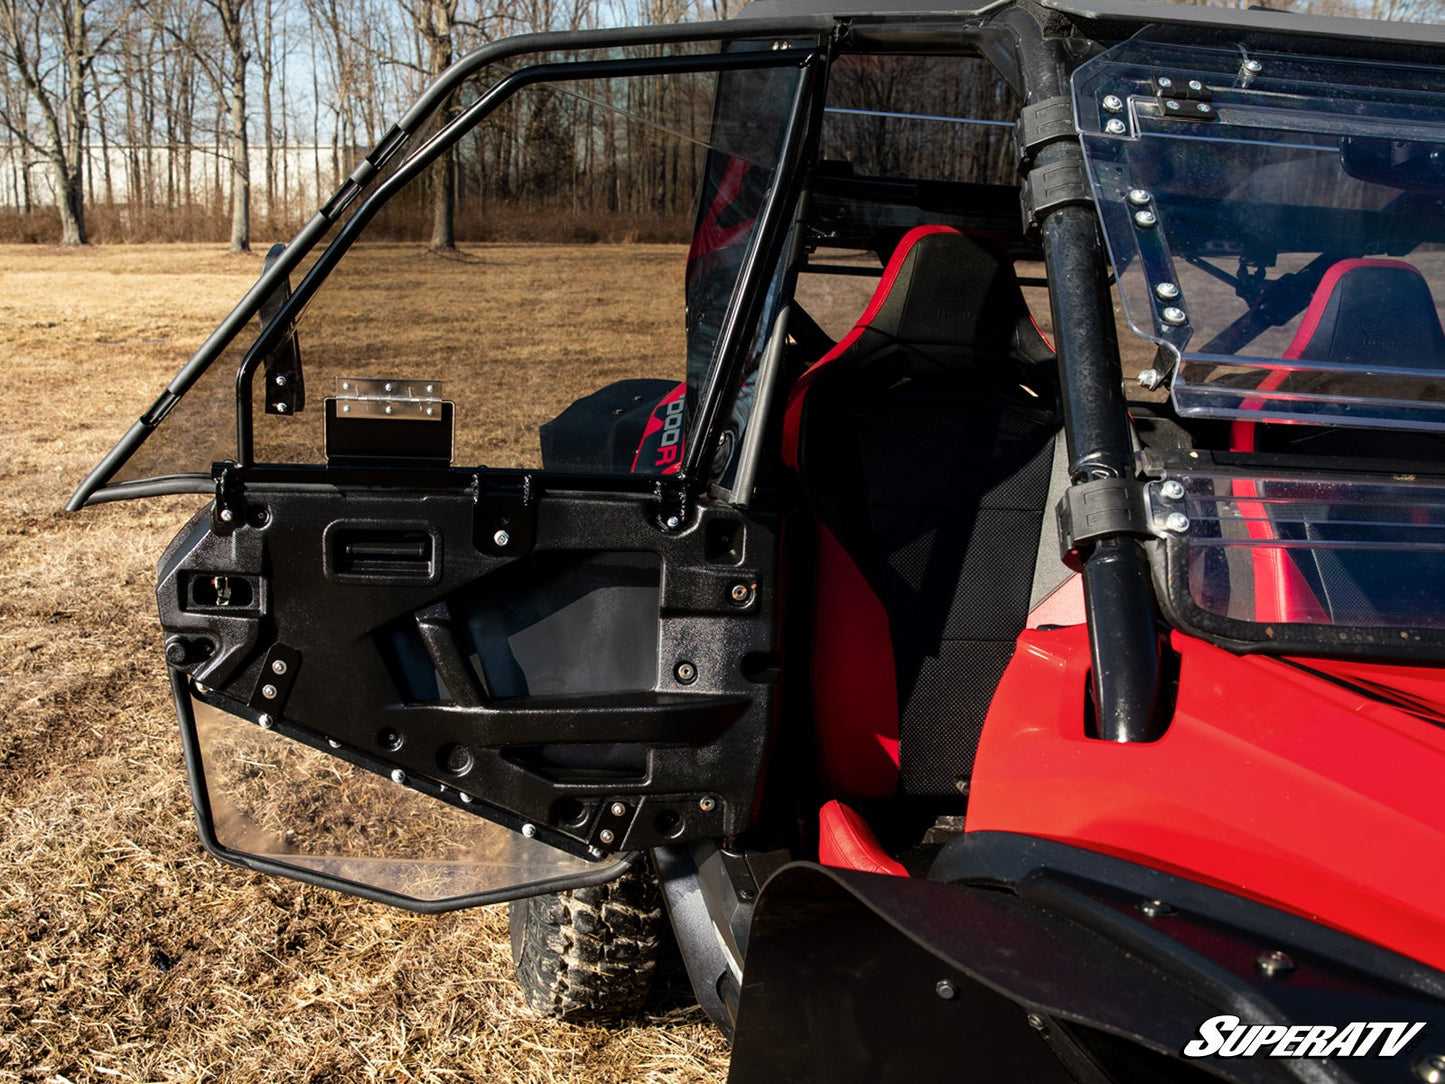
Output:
[
  {"xmin": 1151, "ymin": 472, "xmax": 1445, "ymax": 629},
  {"xmin": 1075, "ymin": 38, "xmax": 1445, "ymax": 432}
]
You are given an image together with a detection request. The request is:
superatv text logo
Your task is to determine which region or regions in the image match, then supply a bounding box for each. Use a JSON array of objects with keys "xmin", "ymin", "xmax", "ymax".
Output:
[{"xmin": 1183, "ymin": 1015, "xmax": 1427, "ymax": 1059}]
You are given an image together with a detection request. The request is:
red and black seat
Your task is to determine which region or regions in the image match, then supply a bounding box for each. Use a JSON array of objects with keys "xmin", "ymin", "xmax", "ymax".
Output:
[{"xmin": 783, "ymin": 225, "xmax": 1063, "ymax": 870}]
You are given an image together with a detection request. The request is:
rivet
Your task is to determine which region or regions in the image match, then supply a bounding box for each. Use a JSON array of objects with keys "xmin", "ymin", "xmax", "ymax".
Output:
[
  {"xmin": 599, "ymin": 828, "xmax": 616, "ymax": 845},
  {"xmin": 1102, "ymin": 94, "xmax": 1124, "ymax": 113},
  {"xmin": 260, "ymin": 684, "xmax": 278, "ymax": 699},
  {"xmin": 1155, "ymin": 281, "xmax": 1180, "ymax": 300},
  {"xmin": 610, "ymin": 802, "xmax": 627, "ymax": 817},
  {"xmin": 391, "ymin": 769, "xmax": 406, "ymax": 784},
  {"xmin": 730, "ymin": 583, "xmax": 753, "ymax": 604},
  {"xmin": 257, "ymin": 714, "xmax": 273, "ymax": 729},
  {"xmin": 699, "ymin": 796, "xmax": 716, "ymax": 812},
  {"xmin": 1138, "ymin": 898, "xmax": 1176, "ymax": 918},
  {"xmin": 1162, "ymin": 306, "xmax": 1188, "ymax": 325},
  {"xmin": 271, "ymin": 659, "xmax": 288, "ymax": 676},
  {"xmin": 521, "ymin": 823, "xmax": 537, "ymax": 839},
  {"xmin": 935, "ymin": 980, "xmax": 958, "ymax": 1000},
  {"xmin": 219, "ymin": 508, "xmax": 234, "ymax": 522},
  {"xmin": 1128, "ymin": 188, "xmax": 1152, "ymax": 206},
  {"xmin": 1165, "ymin": 512, "xmax": 1191, "ymax": 533},
  {"xmin": 1160, "ymin": 480, "xmax": 1185, "ymax": 501},
  {"xmin": 493, "ymin": 529, "xmax": 510, "ymax": 547},
  {"xmin": 1134, "ymin": 210, "xmax": 1158, "ymax": 228},
  {"xmin": 1256, "ymin": 949, "xmax": 1296, "ymax": 977},
  {"xmin": 1413, "ymin": 1053, "xmax": 1445, "ymax": 1083},
  {"xmin": 1105, "ymin": 118, "xmax": 1127, "ymax": 135}
]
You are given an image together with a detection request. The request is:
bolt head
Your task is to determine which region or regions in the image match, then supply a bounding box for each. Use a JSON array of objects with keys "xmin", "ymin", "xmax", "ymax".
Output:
[
  {"xmin": 1137, "ymin": 368, "xmax": 1164, "ymax": 391},
  {"xmin": 1137, "ymin": 898, "xmax": 1176, "ymax": 918},
  {"xmin": 1199, "ymin": 103, "xmax": 1213, "ymax": 114},
  {"xmin": 1105, "ymin": 118, "xmax": 1127, "ymax": 135},
  {"xmin": 260, "ymin": 683, "xmax": 278, "ymax": 700},
  {"xmin": 271, "ymin": 659, "xmax": 288, "ymax": 676},
  {"xmin": 1244, "ymin": 59, "xmax": 1263, "ymax": 73},
  {"xmin": 1127, "ymin": 188, "xmax": 1151, "ymax": 206},
  {"xmin": 1134, "ymin": 210, "xmax": 1158, "ymax": 228},
  {"xmin": 1155, "ymin": 281, "xmax": 1180, "ymax": 300},
  {"xmin": 459, "ymin": 792, "xmax": 472, "ymax": 803},
  {"xmin": 274, "ymin": 374, "xmax": 287, "ymax": 386},
  {"xmin": 675, "ymin": 661, "xmax": 697, "ymax": 684},
  {"xmin": 1157, "ymin": 76, "xmax": 1174, "ymax": 88},
  {"xmin": 327, "ymin": 739, "xmax": 341, "ymax": 749},
  {"xmin": 935, "ymin": 980, "xmax": 958, "ymax": 1000},
  {"xmin": 391, "ymin": 769, "xmax": 406, "ymax": 784},
  {"xmin": 384, "ymin": 382, "xmax": 394, "ymax": 392},
  {"xmin": 219, "ymin": 508, "xmax": 234, "ymax": 523},
  {"xmin": 521, "ymin": 823, "xmax": 537, "ymax": 839},
  {"xmin": 383, "ymin": 405, "xmax": 394, "ymax": 415},
  {"xmin": 1413, "ymin": 1054, "xmax": 1445, "ymax": 1084},
  {"xmin": 1026, "ymin": 1013, "xmax": 1046, "ymax": 1031},
  {"xmin": 665, "ymin": 515, "xmax": 681, "ymax": 530},
  {"xmin": 1102, "ymin": 94, "xmax": 1124, "ymax": 113},
  {"xmin": 599, "ymin": 828, "xmax": 615, "ymax": 845},
  {"xmin": 610, "ymin": 802, "xmax": 627, "ymax": 817},
  {"xmin": 1165, "ymin": 512, "xmax": 1191, "ymax": 534},
  {"xmin": 1255, "ymin": 949, "xmax": 1296, "ymax": 976},
  {"xmin": 1162, "ymin": 306, "xmax": 1188, "ymax": 325},
  {"xmin": 1166, "ymin": 100, "xmax": 1181, "ymax": 111},
  {"xmin": 274, "ymin": 401, "xmax": 288, "ymax": 414},
  {"xmin": 699, "ymin": 796, "xmax": 716, "ymax": 812},
  {"xmin": 1160, "ymin": 480, "xmax": 1186, "ymax": 501},
  {"xmin": 493, "ymin": 529, "xmax": 510, "ymax": 547},
  {"xmin": 341, "ymin": 404, "xmax": 351, "ymax": 414},
  {"xmin": 257, "ymin": 714, "xmax": 273, "ymax": 729},
  {"xmin": 1188, "ymin": 79, "xmax": 1204, "ymax": 91},
  {"xmin": 730, "ymin": 583, "xmax": 752, "ymax": 603}
]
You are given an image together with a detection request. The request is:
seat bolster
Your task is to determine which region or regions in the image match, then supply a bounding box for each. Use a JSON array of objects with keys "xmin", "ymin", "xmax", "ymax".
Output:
[{"xmin": 817, "ymin": 799, "xmax": 909, "ymax": 877}]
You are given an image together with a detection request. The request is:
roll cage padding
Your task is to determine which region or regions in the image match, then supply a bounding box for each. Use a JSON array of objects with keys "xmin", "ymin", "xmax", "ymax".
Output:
[{"xmin": 784, "ymin": 225, "xmax": 1060, "ymax": 801}]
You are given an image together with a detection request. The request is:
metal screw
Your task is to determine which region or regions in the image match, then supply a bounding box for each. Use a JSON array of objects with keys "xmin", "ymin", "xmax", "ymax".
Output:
[
  {"xmin": 699, "ymin": 796, "xmax": 716, "ymax": 812},
  {"xmin": 1105, "ymin": 118, "xmax": 1127, "ymax": 135},
  {"xmin": 610, "ymin": 802, "xmax": 627, "ymax": 817},
  {"xmin": 1160, "ymin": 480, "xmax": 1186, "ymax": 501},
  {"xmin": 425, "ymin": 384, "xmax": 435, "ymax": 393},
  {"xmin": 1199, "ymin": 103, "xmax": 1213, "ymax": 115},
  {"xmin": 675, "ymin": 661, "xmax": 697, "ymax": 684},
  {"xmin": 599, "ymin": 828, "xmax": 616, "ymax": 845},
  {"xmin": 1138, "ymin": 898, "xmax": 1176, "ymax": 918},
  {"xmin": 665, "ymin": 515, "xmax": 681, "ymax": 530},
  {"xmin": 730, "ymin": 583, "xmax": 753, "ymax": 604},
  {"xmin": 219, "ymin": 508, "xmax": 234, "ymax": 523},
  {"xmin": 274, "ymin": 374, "xmax": 287, "ymax": 386},
  {"xmin": 1243, "ymin": 58, "xmax": 1263, "ymax": 74},
  {"xmin": 935, "ymin": 980, "xmax": 958, "ymax": 1000},
  {"xmin": 1102, "ymin": 94, "xmax": 1124, "ymax": 113},
  {"xmin": 493, "ymin": 529, "xmax": 510, "ymax": 547},
  {"xmin": 1188, "ymin": 79, "xmax": 1204, "ymax": 91},
  {"xmin": 1165, "ymin": 512, "xmax": 1191, "ymax": 533},
  {"xmin": 521, "ymin": 823, "xmax": 537, "ymax": 839},
  {"xmin": 1026, "ymin": 1013, "xmax": 1046, "ymax": 1031},
  {"xmin": 391, "ymin": 769, "xmax": 406, "ymax": 784},
  {"xmin": 257, "ymin": 714, "xmax": 273, "ymax": 729},
  {"xmin": 260, "ymin": 684, "xmax": 278, "ymax": 700},
  {"xmin": 459, "ymin": 792, "xmax": 472, "ymax": 804},
  {"xmin": 1155, "ymin": 281, "xmax": 1180, "ymax": 300},
  {"xmin": 1127, "ymin": 188, "xmax": 1151, "ymax": 206},
  {"xmin": 1137, "ymin": 368, "xmax": 1164, "ymax": 391},
  {"xmin": 342, "ymin": 404, "xmax": 351, "ymax": 413},
  {"xmin": 384, "ymin": 382, "xmax": 393, "ymax": 392},
  {"xmin": 327, "ymin": 739, "xmax": 341, "ymax": 749},
  {"xmin": 1256, "ymin": 950, "xmax": 1296, "ymax": 977},
  {"xmin": 383, "ymin": 405, "xmax": 394, "ymax": 415},
  {"xmin": 1166, "ymin": 100, "xmax": 1181, "ymax": 112},
  {"xmin": 271, "ymin": 659, "xmax": 288, "ymax": 676},
  {"xmin": 1162, "ymin": 306, "xmax": 1188, "ymax": 325},
  {"xmin": 341, "ymin": 381, "xmax": 351, "ymax": 391},
  {"xmin": 274, "ymin": 402, "xmax": 288, "ymax": 414},
  {"xmin": 1158, "ymin": 76, "xmax": 1174, "ymax": 88},
  {"xmin": 1413, "ymin": 1054, "xmax": 1445, "ymax": 1083},
  {"xmin": 425, "ymin": 407, "xmax": 435, "ymax": 416}
]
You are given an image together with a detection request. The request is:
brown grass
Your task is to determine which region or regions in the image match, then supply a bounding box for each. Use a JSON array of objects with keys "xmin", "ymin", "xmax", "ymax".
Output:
[{"xmin": 0, "ymin": 243, "xmax": 727, "ymax": 1084}]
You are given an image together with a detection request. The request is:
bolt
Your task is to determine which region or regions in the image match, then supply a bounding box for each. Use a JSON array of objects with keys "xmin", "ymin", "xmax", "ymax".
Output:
[
  {"xmin": 1166, "ymin": 100, "xmax": 1181, "ymax": 112},
  {"xmin": 1137, "ymin": 368, "xmax": 1164, "ymax": 391},
  {"xmin": 493, "ymin": 529, "xmax": 510, "ymax": 547},
  {"xmin": 328, "ymin": 739, "xmax": 341, "ymax": 749},
  {"xmin": 1102, "ymin": 94, "xmax": 1124, "ymax": 113},
  {"xmin": 665, "ymin": 515, "xmax": 681, "ymax": 530},
  {"xmin": 730, "ymin": 583, "xmax": 753, "ymax": 604},
  {"xmin": 383, "ymin": 405, "xmax": 394, "ymax": 415},
  {"xmin": 675, "ymin": 661, "xmax": 697, "ymax": 684},
  {"xmin": 1413, "ymin": 1054, "xmax": 1445, "ymax": 1084},
  {"xmin": 1134, "ymin": 210, "xmax": 1157, "ymax": 228},
  {"xmin": 460, "ymin": 792, "xmax": 472, "ymax": 803},
  {"xmin": 271, "ymin": 659, "xmax": 288, "ymax": 676},
  {"xmin": 1155, "ymin": 281, "xmax": 1180, "ymax": 300},
  {"xmin": 610, "ymin": 802, "xmax": 627, "ymax": 817},
  {"xmin": 341, "ymin": 381, "xmax": 351, "ymax": 391},
  {"xmin": 1105, "ymin": 118, "xmax": 1127, "ymax": 135},
  {"xmin": 599, "ymin": 828, "xmax": 615, "ymax": 845},
  {"xmin": 1138, "ymin": 898, "xmax": 1176, "ymax": 918},
  {"xmin": 1026, "ymin": 1013, "xmax": 1046, "ymax": 1031},
  {"xmin": 219, "ymin": 508, "xmax": 234, "ymax": 523},
  {"xmin": 1244, "ymin": 58, "xmax": 1263, "ymax": 74},
  {"xmin": 274, "ymin": 401, "xmax": 288, "ymax": 414},
  {"xmin": 391, "ymin": 769, "xmax": 406, "ymax": 784},
  {"xmin": 257, "ymin": 714, "xmax": 274, "ymax": 729},
  {"xmin": 1256, "ymin": 949, "xmax": 1296, "ymax": 977},
  {"xmin": 1128, "ymin": 188, "xmax": 1152, "ymax": 206},
  {"xmin": 699, "ymin": 796, "xmax": 716, "ymax": 812},
  {"xmin": 1188, "ymin": 79, "xmax": 1204, "ymax": 92},
  {"xmin": 425, "ymin": 384, "xmax": 435, "ymax": 393},
  {"xmin": 521, "ymin": 823, "xmax": 537, "ymax": 839},
  {"xmin": 342, "ymin": 404, "xmax": 351, "ymax": 414},
  {"xmin": 1165, "ymin": 512, "xmax": 1191, "ymax": 534},
  {"xmin": 1162, "ymin": 306, "xmax": 1188, "ymax": 325},
  {"xmin": 935, "ymin": 980, "xmax": 958, "ymax": 1000},
  {"xmin": 1199, "ymin": 103, "xmax": 1213, "ymax": 115},
  {"xmin": 1158, "ymin": 77, "xmax": 1174, "ymax": 89},
  {"xmin": 274, "ymin": 374, "xmax": 287, "ymax": 386},
  {"xmin": 425, "ymin": 407, "xmax": 435, "ymax": 416},
  {"xmin": 384, "ymin": 382, "xmax": 394, "ymax": 392},
  {"xmin": 1160, "ymin": 480, "xmax": 1186, "ymax": 501},
  {"xmin": 260, "ymin": 684, "xmax": 278, "ymax": 700}
]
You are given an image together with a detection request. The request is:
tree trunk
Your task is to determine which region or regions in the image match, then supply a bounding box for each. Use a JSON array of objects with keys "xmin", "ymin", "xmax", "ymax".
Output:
[{"xmin": 219, "ymin": 0, "xmax": 250, "ymax": 251}]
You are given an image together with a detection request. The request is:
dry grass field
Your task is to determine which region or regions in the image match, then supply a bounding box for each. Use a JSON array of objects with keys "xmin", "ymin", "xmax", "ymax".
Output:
[{"xmin": 0, "ymin": 243, "xmax": 728, "ymax": 1084}]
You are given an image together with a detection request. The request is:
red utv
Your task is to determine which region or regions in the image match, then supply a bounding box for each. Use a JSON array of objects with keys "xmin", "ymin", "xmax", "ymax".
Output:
[{"xmin": 72, "ymin": 0, "xmax": 1445, "ymax": 1078}]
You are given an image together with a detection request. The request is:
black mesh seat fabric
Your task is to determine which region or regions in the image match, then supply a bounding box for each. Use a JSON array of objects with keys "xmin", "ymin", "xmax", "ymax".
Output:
[{"xmin": 784, "ymin": 226, "xmax": 1061, "ymax": 799}]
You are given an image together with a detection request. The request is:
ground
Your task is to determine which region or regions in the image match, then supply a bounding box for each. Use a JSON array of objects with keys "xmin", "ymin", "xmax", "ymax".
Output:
[{"xmin": 0, "ymin": 244, "xmax": 727, "ymax": 1084}]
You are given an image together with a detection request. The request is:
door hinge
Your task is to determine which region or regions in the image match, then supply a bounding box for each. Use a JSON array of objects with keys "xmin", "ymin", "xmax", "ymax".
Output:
[{"xmin": 212, "ymin": 462, "xmax": 245, "ymax": 536}]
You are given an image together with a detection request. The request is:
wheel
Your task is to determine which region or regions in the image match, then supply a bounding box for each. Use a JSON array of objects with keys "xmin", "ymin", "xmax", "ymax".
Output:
[{"xmin": 508, "ymin": 863, "xmax": 666, "ymax": 1021}]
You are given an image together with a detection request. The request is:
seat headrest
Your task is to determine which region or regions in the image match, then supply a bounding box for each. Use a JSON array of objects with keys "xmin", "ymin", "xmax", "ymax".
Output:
[{"xmin": 1287, "ymin": 258, "xmax": 1445, "ymax": 369}]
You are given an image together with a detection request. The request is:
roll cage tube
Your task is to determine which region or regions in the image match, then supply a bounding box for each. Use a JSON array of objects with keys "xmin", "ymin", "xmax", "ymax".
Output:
[
  {"xmin": 232, "ymin": 45, "xmax": 825, "ymax": 476},
  {"xmin": 65, "ymin": 15, "xmax": 834, "ymax": 511},
  {"xmin": 1002, "ymin": 4, "xmax": 1165, "ymax": 743}
]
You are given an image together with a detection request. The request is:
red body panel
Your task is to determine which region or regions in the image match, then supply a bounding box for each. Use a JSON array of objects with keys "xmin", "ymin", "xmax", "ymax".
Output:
[{"xmin": 968, "ymin": 625, "xmax": 1445, "ymax": 972}]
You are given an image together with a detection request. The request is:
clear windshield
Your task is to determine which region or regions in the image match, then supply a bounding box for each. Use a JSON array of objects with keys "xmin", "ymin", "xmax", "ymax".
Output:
[{"xmin": 1077, "ymin": 38, "xmax": 1445, "ymax": 432}]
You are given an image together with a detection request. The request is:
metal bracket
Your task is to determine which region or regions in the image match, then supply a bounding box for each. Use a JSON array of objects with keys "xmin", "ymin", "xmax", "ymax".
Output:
[
  {"xmin": 1015, "ymin": 96, "xmax": 1078, "ymax": 171},
  {"xmin": 474, "ymin": 474, "xmax": 537, "ymax": 557},
  {"xmin": 212, "ymin": 462, "xmax": 245, "ymax": 535},
  {"xmin": 1021, "ymin": 157, "xmax": 1094, "ymax": 236},
  {"xmin": 656, "ymin": 478, "xmax": 690, "ymax": 533},
  {"xmin": 258, "ymin": 243, "xmax": 304, "ymax": 416},
  {"xmin": 1056, "ymin": 477, "xmax": 1153, "ymax": 561},
  {"xmin": 248, "ymin": 642, "xmax": 299, "ymax": 716}
]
